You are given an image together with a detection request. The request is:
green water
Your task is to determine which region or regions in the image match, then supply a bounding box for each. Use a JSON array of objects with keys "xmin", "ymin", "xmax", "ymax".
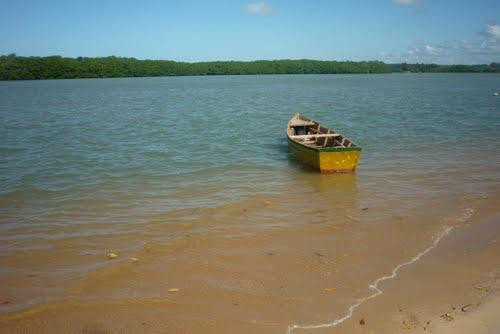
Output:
[{"xmin": 0, "ymin": 73, "xmax": 499, "ymax": 239}]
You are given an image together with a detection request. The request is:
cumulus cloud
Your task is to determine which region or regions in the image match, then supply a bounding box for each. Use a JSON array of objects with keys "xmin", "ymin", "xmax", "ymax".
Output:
[
  {"xmin": 424, "ymin": 44, "xmax": 439, "ymax": 55},
  {"xmin": 379, "ymin": 39, "xmax": 499, "ymax": 64},
  {"xmin": 392, "ymin": 0, "xmax": 424, "ymax": 5},
  {"xmin": 378, "ymin": 22, "xmax": 500, "ymax": 64},
  {"xmin": 483, "ymin": 23, "xmax": 500, "ymax": 39},
  {"xmin": 246, "ymin": 2, "xmax": 273, "ymax": 15}
]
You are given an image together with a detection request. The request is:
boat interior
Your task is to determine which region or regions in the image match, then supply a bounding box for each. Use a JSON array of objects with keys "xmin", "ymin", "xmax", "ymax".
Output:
[{"xmin": 287, "ymin": 115, "xmax": 356, "ymax": 149}]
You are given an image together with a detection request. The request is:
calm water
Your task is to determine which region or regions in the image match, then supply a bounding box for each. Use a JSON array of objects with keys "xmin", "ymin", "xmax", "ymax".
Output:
[
  {"xmin": 0, "ymin": 74, "xmax": 499, "ymax": 327},
  {"xmin": 1, "ymin": 74, "xmax": 498, "ymax": 212}
]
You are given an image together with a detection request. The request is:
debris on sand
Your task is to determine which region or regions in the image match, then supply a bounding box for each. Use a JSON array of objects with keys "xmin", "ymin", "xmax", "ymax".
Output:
[
  {"xmin": 461, "ymin": 304, "xmax": 472, "ymax": 312},
  {"xmin": 324, "ymin": 287, "xmax": 336, "ymax": 294},
  {"xmin": 402, "ymin": 314, "xmax": 419, "ymax": 330},
  {"xmin": 359, "ymin": 318, "xmax": 365, "ymax": 326},
  {"xmin": 423, "ymin": 320, "xmax": 431, "ymax": 331},
  {"xmin": 402, "ymin": 320, "xmax": 412, "ymax": 330},
  {"xmin": 106, "ymin": 252, "xmax": 118, "ymax": 259},
  {"xmin": 130, "ymin": 257, "xmax": 139, "ymax": 263},
  {"xmin": 168, "ymin": 288, "xmax": 180, "ymax": 292}
]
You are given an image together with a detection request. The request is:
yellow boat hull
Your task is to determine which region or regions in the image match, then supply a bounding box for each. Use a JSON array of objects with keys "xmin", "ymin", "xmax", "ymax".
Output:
[{"xmin": 287, "ymin": 137, "xmax": 361, "ymax": 173}]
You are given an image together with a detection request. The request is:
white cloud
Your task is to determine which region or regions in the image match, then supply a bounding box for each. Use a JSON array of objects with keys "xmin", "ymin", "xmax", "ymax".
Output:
[
  {"xmin": 424, "ymin": 44, "xmax": 439, "ymax": 55},
  {"xmin": 392, "ymin": 0, "xmax": 424, "ymax": 5},
  {"xmin": 378, "ymin": 51, "xmax": 402, "ymax": 58},
  {"xmin": 378, "ymin": 38, "xmax": 499, "ymax": 64},
  {"xmin": 483, "ymin": 24, "xmax": 500, "ymax": 39},
  {"xmin": 377, "ymin": 22, "xmax": 500, "ymax": 65},
  {"xmin": 246, "ymin": 2, "xmax": 273, "ymax": 15}
]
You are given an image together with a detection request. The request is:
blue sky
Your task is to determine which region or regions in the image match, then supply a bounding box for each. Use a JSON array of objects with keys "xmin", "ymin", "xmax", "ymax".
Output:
[{"xmin": 1, "ymin": 0, "xmax": 499, "ymax": 64}]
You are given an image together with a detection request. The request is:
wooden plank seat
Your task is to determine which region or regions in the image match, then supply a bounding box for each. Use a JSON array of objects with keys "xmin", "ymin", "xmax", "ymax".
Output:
[
  {"xmin": 289, "ymin": 120, "xmax": 316, "ymax": 127},
  {"xmin": 290, "ymin": 134, "xmax": 340, "ymax": 139}
]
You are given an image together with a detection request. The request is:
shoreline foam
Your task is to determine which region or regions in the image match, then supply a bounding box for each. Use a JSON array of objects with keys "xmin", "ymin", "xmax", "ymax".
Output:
[{"xmin": 287, "ymin": 224, "xmax": 455, "ymax": 334}]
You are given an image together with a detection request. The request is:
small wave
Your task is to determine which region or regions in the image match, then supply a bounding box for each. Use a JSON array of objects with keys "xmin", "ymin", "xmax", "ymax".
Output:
[
  {"xmin": 0, "ymin": 146, "xmax": 28, "ymax": 153},
  {"xmin": 0, "ymin": 185, "xmax": 56, "ymax": 197},
  {"xmin": 260, "ymin": 143, "xmax": 289, "ymax": 153},
  {"xmin": 285, "ymin": 214, "xmax": 474, "ymax": 334},
  {"xmin": 142, "ymin": 149, "xmax": 171, "ymax": 157},
  {"xmin": 457, "ymin": 207, "xmax": 475, "ymax": 223}
]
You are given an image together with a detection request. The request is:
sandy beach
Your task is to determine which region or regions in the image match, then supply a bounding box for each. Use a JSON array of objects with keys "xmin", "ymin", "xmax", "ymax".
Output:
[
  {"xmin": 426, "ymin": 297, "xmax": 500, "ymax": 334},
  {"xmin": 1, "ymin": 193, "xmax": 499, "ymax": 334},
  {"xmin": 297, "ymin": 207, "xmax": 500, "ymax": 334}
]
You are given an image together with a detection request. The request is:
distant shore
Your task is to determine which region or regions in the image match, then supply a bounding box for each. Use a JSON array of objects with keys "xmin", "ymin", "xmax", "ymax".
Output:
[{"xmin": 1, "ymin": 54, "xmax": 499, "ymax": 80}]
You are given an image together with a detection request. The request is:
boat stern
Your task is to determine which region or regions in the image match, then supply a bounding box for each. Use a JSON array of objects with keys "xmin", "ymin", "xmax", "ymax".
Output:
[{"xmin": 318, "ymin": 148, "xmax": 361, "ymax": 173}]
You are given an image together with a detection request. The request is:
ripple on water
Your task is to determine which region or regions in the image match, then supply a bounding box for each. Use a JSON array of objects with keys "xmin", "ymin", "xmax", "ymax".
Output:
[{"xmin": 0, "ymin": 74, "xmax": 498, "ymax": 317}]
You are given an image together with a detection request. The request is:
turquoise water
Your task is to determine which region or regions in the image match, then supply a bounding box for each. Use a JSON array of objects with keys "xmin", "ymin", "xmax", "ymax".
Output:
[{"xmin": 0, "ymin": 74, "xmax": 499, "ymax": 317}]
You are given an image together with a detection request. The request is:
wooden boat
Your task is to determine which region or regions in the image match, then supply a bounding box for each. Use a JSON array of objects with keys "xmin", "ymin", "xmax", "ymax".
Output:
[{"xmin": 286, "ymin": 114, "xmax": 361, "ymax": 173}]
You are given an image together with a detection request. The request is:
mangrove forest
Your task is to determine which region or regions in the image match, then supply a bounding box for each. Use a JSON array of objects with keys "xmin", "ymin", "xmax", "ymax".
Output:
[{"xmin": 1, "ymin": 54, "xmax": 499, "ymax": 80}]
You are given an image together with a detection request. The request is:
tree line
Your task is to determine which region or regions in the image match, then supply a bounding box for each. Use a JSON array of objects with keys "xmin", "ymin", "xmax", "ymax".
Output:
[
  {"xmin": 0, "ymin": 54, "xmax": 498, "ymax": 80},
  {"xmin": 389, "ymin": 62, "xmax": 500, "ymax": 73}
]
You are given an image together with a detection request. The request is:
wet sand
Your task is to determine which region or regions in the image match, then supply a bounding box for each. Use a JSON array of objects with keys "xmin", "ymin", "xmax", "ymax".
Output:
[
  {"xmin": 0, "ymin": 189, "xmax": 499, "ymax": 334},
  {"xmin": 294, "ymin": 209, "xmax": 500, "ymax": 334},
  {"xmin": 426, "ymin": 297, "xmax": 500, "ymax": 334}
]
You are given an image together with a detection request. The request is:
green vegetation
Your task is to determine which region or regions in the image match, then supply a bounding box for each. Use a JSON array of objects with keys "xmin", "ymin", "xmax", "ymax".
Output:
[
  {"xmin": 1, "ymin": 54, "xmax": 499, "ymax": 80},
  {"xmin": 389, "ymin": 62, "xmax": 500, "ymax": 73}
]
